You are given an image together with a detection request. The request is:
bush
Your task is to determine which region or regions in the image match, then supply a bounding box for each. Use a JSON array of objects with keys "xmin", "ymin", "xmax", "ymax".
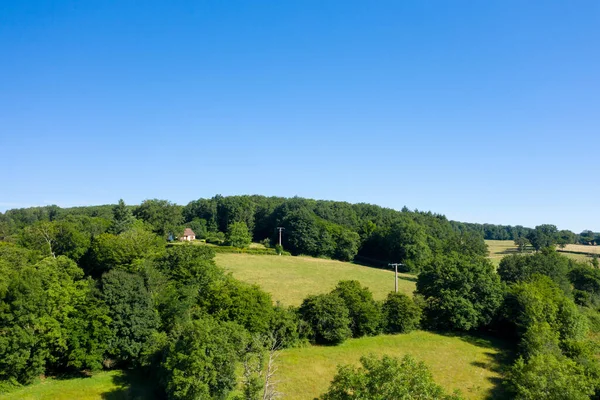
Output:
[
  {"xmin": 101, "ymin": 269, "xmax": 159, "ymax": 364},
  {"xmin": 299, "ymin": 293, "xmax": 352, "ymax": 345},
  {"xmin": 508, "ymin": 353, "xmax": 595, "ymax": 400},
  {"xmin": 382, "ymin": 292, "xmax": 421, "ymax": 334},
  {"xmin": 201, "ymin": 277, "xmax": 275, "ymax": 335},
  {"xmin": 161, "ymin": 318, "xmax": 248, "ymax": 400},
  {"xmin": 226, "ymin": 221, "xmax": 252, "ymax": 248},
  {"xmin": 319, "ymin": 354, "xmax": 463, "ymax": 400},
  {"xmin": 498, "ymin": 250, "xmax": 572, "ymax": 294},
  {"xmin": 417, "ymin": 252, "xmax": 503, "ymax": 331},
  {"xmin": 331, "ymin": 280, "xmax": 381, "ymax": 337}
]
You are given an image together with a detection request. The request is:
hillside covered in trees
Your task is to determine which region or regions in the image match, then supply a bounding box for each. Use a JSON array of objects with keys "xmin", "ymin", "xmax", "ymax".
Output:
[{"xmin": 1, "ymin": 195, "xmax": 594, "ymax": 271}]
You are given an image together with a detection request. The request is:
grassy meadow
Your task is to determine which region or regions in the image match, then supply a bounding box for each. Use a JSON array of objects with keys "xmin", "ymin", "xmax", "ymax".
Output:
[
  {"xmin": 485, "ymin": 239, "xmax": 596, "ymax": 265},
  {"xmin": 0, "ymin": 370, "xmax": 157, "ymax": 400},
  {"xmin": 275, "ymin": 331, "xmax": 509, "ymax": 400},
  {"xmin": 485, "ymin": 240, "xmax": 523, "ymax": 266},
  {"xmin": 215, "ymin": 253, "xmax": 416, "ymax": 305}
]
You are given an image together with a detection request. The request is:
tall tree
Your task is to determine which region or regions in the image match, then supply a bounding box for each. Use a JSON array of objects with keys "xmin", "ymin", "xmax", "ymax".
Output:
[
  {"xmin": 110, "ymin": 199, "xmax": 135, "ymax": 234},
  {"xmin": 417, "ymin": 252, "xmax": 503, "ymax": 331},
  {"xmin": 134, "ymin": 199, "xmax": 183, "ymax": 238}
]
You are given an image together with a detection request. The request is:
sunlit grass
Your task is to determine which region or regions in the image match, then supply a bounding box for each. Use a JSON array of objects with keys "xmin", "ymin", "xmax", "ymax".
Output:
[
  {"xmin": 0, "ymin": 370, "xmax": 156, "ymax": 400},
  {"xmin": 275, "ymin": 331, "xmax": 510, "ymax": 400},
  {"xmin": 215, "ymin": 253, "xmax": 416, "ymax": 305}
]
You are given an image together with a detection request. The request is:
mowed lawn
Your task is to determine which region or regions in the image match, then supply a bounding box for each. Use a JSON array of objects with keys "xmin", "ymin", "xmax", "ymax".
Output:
[
  {"xmin": 0, "ymin": 370, "xmax": 157, "ymax": 400},
  {"xmin": 276, "ymin": 331, "xmax": 509, "ymax": 400},
  {"xmin": 215, "ymin": 253, "xmax": 416, "ymax": 305}
]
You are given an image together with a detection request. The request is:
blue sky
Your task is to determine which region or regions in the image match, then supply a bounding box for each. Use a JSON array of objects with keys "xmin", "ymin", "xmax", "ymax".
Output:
[{"xmin": 1, "ymin": 1, "xmax": 598, "ymax": 232}]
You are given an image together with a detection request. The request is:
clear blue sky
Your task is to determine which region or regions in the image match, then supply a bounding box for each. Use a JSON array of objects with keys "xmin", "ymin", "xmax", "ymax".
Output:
[{"xmin": 1, "ymin": 1, "xmax": 598, "ymax": 232}]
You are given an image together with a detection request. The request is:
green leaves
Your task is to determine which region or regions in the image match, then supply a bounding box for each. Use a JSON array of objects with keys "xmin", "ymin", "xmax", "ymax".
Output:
[
  {"xmin": 320, "ymin": 354, "xmax": 463, "ymax": 400},
  {"xmin": 299, "ymin": 293, "xmax": 352, "ymax": 345},
  {"xmin": 226, "ymin": 221, "xmax": 252, "ymax": 248},
  {"xmin": 417, "ymin": 252, "xmax": 503, "ymax": 331}
]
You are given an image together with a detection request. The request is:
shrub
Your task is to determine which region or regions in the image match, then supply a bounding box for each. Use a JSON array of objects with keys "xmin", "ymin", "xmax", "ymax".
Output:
[
  {"xmin": 382, "ymin": 292, "xmax": 421, "ymax": 333},
  {"xmin": 417, "ymin": 252, "xmax": 503, "ymax": 331},
  {"xmin": 319, "ymin": 354, "xmax": 463, "ymax": 400},
  {"xmin": 299, "ymin": 293, "xmax": 352, "ymax": 345},
  {"xmin": 101, "ymin": 269, "xmax": 159, "ymax": 364},
  {"xmin": 161, "ymin": 318, "xmax": 248, "ymax": 400},
  {"xmin": 508, "ymin": 353, "xmax": 595, "ymax": 400},
  {"xmin": 331, "ymin": 280, "xmax": 381, "ymax": 337},
  {"xmin": 226, "ymin": 221, "xmax": 252, "ymax": 248}
]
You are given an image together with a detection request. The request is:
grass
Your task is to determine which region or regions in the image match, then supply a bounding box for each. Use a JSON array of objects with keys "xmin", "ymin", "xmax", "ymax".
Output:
[
  {"xmin": 215, "ymin": 253, "xmax": 416, "ymax": 305},
  {"xmin": 275, "ymin": 331, "xmax": 510, "ymax": 400},
  {"xmin": 0, "ymin": 370, "xmax": 158, "ymax": 400},
  {"xmin": 485, "ymin": 240, "xmax": 595, "ymax": 265},
  {"xmin": 558, "ymin": 244, "xmax": 600, "ymax": 255}
]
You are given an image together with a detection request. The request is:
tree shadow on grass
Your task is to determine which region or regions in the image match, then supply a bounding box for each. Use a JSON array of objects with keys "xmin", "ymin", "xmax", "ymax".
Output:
[
  {"xmin": 439, "ymin": 332, "xmax": 515, "ymax": 400},
  {"xmin": 101, "ymin": 369, "xmax": 165, "ymax": 400}
]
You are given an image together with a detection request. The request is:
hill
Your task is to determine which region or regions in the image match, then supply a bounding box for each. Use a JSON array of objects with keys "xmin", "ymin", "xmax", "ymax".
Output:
[{"xmin": 215, "ymin": 253, "xmax": 416, "ymax": 305}]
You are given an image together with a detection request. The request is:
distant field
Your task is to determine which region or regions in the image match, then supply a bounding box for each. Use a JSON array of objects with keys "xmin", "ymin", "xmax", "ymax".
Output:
[
  {"xmin": 486, "ymin": 240, "xmax": 523, "ymax": 266},
  {"xmin": 486, "ymin": 240, "xmax": 595, "ymax": 265},
  {"xmin": 215, "ymin": 253, "xmax": 416, "ymax": 305},
  {"xmin": 558, "ymin": 243, "xmax": 600, "ymax": 256},
  {"xmin": 276, "ymin": 331, "xmax": 510, "ymax": 400},
  {"xmin": 0, "ymin": 370, "xmax": 156, "ymax": 400}
]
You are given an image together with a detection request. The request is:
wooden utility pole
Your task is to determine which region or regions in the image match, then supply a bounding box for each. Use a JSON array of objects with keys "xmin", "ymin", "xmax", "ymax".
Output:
[
  {"xmin": 276, "ymin": 227, "xmax": 285, "ymax": 255},
  {"xmin": 388, "ymin": 263, "xmax": 404, "ymax": 292},
  {"xmin": 276, "ymin": 227, "xmax": 284, "ymax": 246}
]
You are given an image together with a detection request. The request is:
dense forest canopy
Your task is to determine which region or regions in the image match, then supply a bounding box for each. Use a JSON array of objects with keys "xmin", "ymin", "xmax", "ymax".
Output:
[{"xmin": 0, "ymin": 195, "xmax": 594, "ymax": 269}]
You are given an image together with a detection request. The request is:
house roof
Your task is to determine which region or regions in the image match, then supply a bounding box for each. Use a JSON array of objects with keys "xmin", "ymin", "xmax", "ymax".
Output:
[{"xmin": 183, "ymin": 228, "xmax": 195, "ymax": 236}]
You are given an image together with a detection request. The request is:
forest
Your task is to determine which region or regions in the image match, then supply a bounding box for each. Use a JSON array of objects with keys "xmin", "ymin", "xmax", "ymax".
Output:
[{"xmin": 1, "ymin": 195, "xmax": 600, "ymax": 399}]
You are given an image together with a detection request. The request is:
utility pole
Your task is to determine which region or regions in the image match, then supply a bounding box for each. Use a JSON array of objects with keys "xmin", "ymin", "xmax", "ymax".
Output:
[
  {"xmin": 388, "ymin": 263, "xmax": 404, "ymax": 293},
  {"xmin": 276, "ymin": 227, "xmax": 285, "ymax": 255}
]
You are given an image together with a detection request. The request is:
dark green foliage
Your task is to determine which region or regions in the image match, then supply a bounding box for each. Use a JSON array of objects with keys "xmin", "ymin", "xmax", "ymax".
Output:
[
  {"xmin": 508, "ymin": 353, "xmax": 595, "ymax": 400},
  {"xmin": 161, "ymin": 318, "xmax": 248, "ymax": 400},
  {"xmin": 569, "ymin": 265, "xmax": 600, "ymax": 306},
  {"xmin": 502, "ymin": 276, "xmax": 588, "ymax": 349},
  {"xmin": 64, "ymin": 285, "xmax": 113, "ymax": 371},
  {"xmin": 18, "ymin": 220, "xmax": 90, "ymax": 261},
  {"xmin": 299, "ymin": 293, "xmax": 352, "ymax": 344},
  {"xmin": 445, "ymin": 231, "xmax": 488, "ymax": 258},
  {"xmin": 202, "ymin": 277, "xmax": 274, "ymax": 335},
  {"xmin": 381, "ymin": 218, "xmax": 432, "ymax": 271},
  {"xmin": 526, "ymin": 224, "xmax": 559, "ymax": 251},
  {"xmin": 0, "ymin": 256, "xmax": 102, "ymax": 383},
  {"xmin": 162, "ymin": 244, "xmax": 221, "ymax": 290},
  {"xmin": 226, "ymin": 221, "xmax": 252, "ymax": 248},
  {"xmin": 331, "ymin": 280, "xmax": 381, "ymax": 337},
  {"xmin": 187, "ymin": 218, "xmax": 208, "ymax": 239},
  {"xmin": 319, "ymin": 354, "xmax": 463, "ymax": 400},
  {"xmin": 134, "ymin": 199, "xmax": 183, "ymax": 238},
  {"xmin": 498, "ymin": 249, "xmax": 572, "ymax": 294},
  {"xmin": 101, "ymin": 269, "xmax": 159, "ymax": 364},
  {"xmin": 417, "ymin": 252, "xmax": 503, "ymax": 331},
  {"xmin": 87, "ymin": 224, "xmax": 165, "ymax": 275},
  {"xmin": 382, "ymin": 292, "xmax": 421, "ymax": 334},
  {"xmin": 269, "ymin": 304, "xmax": 301, "ymax": 348}
]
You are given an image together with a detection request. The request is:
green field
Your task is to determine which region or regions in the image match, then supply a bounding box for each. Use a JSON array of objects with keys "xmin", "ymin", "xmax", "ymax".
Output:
[
  {"xmin": 0, "ymin": 370, "xmax": 157, "ymax": 400},
  {"xmin": 486, "ymin": 240, "xmax": 595, "ymax": 265},
  {"xmin": 215, "ymin": 253, "xmax": 416, "ymax": 305},
  {"xmin": 276, "ymin": 331, "xmax": 509, "ymax": 400}
]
